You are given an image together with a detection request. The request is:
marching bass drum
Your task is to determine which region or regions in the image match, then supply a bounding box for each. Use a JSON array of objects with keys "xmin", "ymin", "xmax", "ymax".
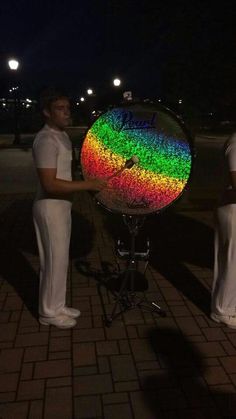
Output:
[{"xmin": 80, "ymin": 103, "xmax": 193, "ymax": 215}]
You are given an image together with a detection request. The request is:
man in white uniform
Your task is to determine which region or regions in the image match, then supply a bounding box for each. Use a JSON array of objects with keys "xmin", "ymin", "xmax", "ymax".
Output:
[
  {"xmin": 33, "ymin": 88, "xmax": 105, "ymax": 328},
  {"xmin": 211, "ymin": 133, "xmax": 236, "ymax": 328}
]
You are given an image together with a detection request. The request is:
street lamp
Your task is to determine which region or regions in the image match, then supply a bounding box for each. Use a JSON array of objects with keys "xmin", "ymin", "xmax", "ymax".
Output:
[
  {"xmin": 8, "ymin": 59, "xmax": 19, "ymax": 71},
  {"xmin": 113, "ymin": 78, "xmax": 121, "ymax": 87},
  {"xmin": 111, "ymin": 78, "xmax": 122, "ymax": 106},
  {"xmin": 8, "ymin": 58, "xmax": 20, "ymax": 145}
]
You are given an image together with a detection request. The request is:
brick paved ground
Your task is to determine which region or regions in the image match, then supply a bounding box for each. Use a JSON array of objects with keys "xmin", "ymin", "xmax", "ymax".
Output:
[{"xmin": 0, "ymin": 192, "xmax": 236, "ymax": 419}]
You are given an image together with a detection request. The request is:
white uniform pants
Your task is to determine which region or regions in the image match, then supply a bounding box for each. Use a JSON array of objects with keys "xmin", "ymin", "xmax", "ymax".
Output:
[
  {"xmin": 212, "ymin": 204, "xmax": 236, "ymax": 315},
  {"xmin": 33, "ymin": 199, "xmax": 72, "ymax": 318}
]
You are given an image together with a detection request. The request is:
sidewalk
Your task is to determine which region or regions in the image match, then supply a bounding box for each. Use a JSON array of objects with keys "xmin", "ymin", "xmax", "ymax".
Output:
[
  {"xmin": 0, "ymin": 189, "xmax": 236, "ymax": 419},
  {"xmin": 0, "ymin": 134, "xmax": 35, "ymax": 149}
]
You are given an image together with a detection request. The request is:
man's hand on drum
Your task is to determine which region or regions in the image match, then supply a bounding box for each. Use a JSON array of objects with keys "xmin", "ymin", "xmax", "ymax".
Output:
[{"xmin": 86, "ymin": 178, "xmax": 108, "ymax": 191}]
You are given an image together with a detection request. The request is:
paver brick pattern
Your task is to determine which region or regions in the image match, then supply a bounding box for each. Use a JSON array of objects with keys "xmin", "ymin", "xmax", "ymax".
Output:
[{"xmin": 0, "ymin": 193, "xmax": 236, "ymax": 418}]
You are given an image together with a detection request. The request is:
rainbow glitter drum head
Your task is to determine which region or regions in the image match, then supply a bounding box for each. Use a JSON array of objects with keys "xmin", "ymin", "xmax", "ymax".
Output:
[{"xmin": 81, "ymin": 104, "xmax": 193, "ymax": 215}]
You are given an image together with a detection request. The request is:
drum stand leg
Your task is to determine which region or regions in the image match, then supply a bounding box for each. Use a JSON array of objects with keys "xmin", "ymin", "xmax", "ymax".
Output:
[{"xmin": 104, "ymin": 215, "xmax": 166, "ymax": 326}]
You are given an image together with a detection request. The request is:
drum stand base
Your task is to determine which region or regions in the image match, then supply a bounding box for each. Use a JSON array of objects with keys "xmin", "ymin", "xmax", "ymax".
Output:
[{"xmin": 100, "ymin": 215, "xmax": 166, "ymax": 327}]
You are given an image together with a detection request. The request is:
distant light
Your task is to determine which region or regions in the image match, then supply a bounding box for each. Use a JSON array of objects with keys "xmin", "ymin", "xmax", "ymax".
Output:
[
  {"xmin": 2, "ymin": 103, "xmax": 6, "ymax": 107},
  {"xmin": 113, "ymin": 78, "xmax": 121, "ymax": 87},
  {"xmin": 123, "ymin": 91, "xmax": 132, "ymax": 101},
  {"xmin": 178, "ymin": 99, "xmax": 182, "ymax": 104},
  {"xmin": 10, "ymin": 86, "xmax": 19, "ymax": 91},
  {"xmin": 158, "ymin": 99, "xmax": 161, "ymax": 102},
  {"xmin": 26, "ymin": 98, "xmax": 32, "ymax": 103},
  {"xmin": 26, "ymin": 104, "xmax": 30, "ymax": 108},
  {"xmin": 80, "ymin": 97, "xmax": 85, "ymax": 102},
  {"xmin": 76, "ymin": 102, "xmax": 80, "ymax": 106},
  {"xmin": 87, "ymin": 89, "xmax": 93, "ymax": 95},
  {"xmin": 92, "ymin": 110, "xmax": 96, "ymax": 114},
  {"xmin": 8, "ymin": 59, "xmax": 19, "ymax": 71}
]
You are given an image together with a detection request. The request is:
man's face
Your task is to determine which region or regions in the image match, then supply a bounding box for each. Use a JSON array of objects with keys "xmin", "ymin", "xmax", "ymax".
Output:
[{"xmin": 44, "ymin": 98, "xmax": 71, "ymax": 130}]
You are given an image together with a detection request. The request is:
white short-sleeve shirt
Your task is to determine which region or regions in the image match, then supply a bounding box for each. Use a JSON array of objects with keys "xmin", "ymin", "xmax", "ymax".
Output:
[
  {"xmin": 225, "ymin": 133, "xmax": 236, "ymax": 172},
  {"xmin": 222, "ymin": 133, "xmax": 236, "ymax": 192},
  {"xmin": 32, "ymin": 124, "xmax": 72, "ymax": 199}
]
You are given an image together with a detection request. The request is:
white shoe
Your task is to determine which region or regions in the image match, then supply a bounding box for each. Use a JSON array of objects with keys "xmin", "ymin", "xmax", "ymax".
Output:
[
  {"xmin": 39, "ymin": 314, "xmax": 77, "ymax": 329},
  {"xmin": 210, "ymin": 312, "xmax": 236, "ymax": 329},
  {"xmin": 60, "ymin": 306, "xmax": 81, "ymax": 318}
]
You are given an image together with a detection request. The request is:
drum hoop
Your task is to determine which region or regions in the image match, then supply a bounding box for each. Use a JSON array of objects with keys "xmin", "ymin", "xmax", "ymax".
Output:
[{"xmin": 81, "ymin": 102, "xmax": 194, "ymax": 215}]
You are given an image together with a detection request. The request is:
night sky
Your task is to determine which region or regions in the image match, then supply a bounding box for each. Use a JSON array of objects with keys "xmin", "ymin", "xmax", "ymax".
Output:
[{"xmin": 1, "ymin": 0, "xmax": 236, "ymax": 111}]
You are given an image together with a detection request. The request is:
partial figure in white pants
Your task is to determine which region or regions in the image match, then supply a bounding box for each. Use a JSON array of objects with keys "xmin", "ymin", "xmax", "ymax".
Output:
[
  {"xmin": 211, "ymin": 132, "xmax": 236, "ymax": 328},
  {"xmin": 32, "ymin": 88, "xmax": 106, "ymax": 328}
]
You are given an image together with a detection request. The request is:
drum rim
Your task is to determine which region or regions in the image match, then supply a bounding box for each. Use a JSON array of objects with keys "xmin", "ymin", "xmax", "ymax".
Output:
[{"xmin": 81, "ymin": 102, "xmax": 195, "ymax": 215}]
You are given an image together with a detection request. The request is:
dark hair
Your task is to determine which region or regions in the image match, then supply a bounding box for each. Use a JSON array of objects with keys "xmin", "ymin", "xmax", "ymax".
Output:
[{"xmin": 39, "ymin": 87, "xmax": 70, "ymax": 111}]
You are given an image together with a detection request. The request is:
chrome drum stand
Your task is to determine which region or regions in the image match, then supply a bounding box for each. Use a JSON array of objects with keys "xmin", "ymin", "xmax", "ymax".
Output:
[{"xmin": 101, "ymin": 215, "xmax": 166, "ymax": 327}]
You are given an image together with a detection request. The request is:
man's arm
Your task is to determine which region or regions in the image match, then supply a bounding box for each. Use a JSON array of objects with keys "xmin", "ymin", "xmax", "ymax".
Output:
[{"xmin": 37, "ymin": 168, "xmax": 105, "ymax": 195}]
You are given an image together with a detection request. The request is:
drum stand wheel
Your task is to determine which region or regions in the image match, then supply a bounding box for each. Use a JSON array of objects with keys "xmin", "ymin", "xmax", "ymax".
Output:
[{"xmin": 102, "ymin": 215, "xmax": 166, "ymax": 327}]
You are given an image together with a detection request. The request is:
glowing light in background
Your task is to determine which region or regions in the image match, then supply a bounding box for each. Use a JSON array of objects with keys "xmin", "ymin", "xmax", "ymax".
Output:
[
  {"xmin": 8, "ymin": 59, "xmax": 19, "ymax": 70},
  {"xmin": 113, "ymin": 78, "xmax": 121, "ymax": 87}
]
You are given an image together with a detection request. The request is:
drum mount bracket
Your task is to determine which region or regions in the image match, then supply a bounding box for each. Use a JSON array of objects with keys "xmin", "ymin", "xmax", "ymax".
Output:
[{"xmin": 99, "ymin": 215, "xmax": 166, "ymax": 326}]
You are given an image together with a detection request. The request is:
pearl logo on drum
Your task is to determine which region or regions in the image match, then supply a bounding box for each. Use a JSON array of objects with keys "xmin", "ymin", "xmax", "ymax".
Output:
[{"xmin": 119, "ymin": 110, "xmax": 157, "ymax": 131}]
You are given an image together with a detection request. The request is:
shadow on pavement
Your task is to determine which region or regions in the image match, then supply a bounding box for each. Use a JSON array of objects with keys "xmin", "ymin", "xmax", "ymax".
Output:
[
  {"xmin": 0, "ymin": 197, "xmax": 95, "ymax": 318},
  {"xmin": 103, "ymin": 208, "xmax": 214, "ymax": 315},
  {"xmin": 143, "ymin": 327, "xmax": 236, "ymax": 418},
  {"xmin": 0, "ymin": 198, "xmax": 38, "ymax": 317},
  {"xmin": 70, "ymin": 210, "xmax": 95, "ymax": 259},
  {"xmin": 0, "ymin": 246, "xmax": 39, "ymax": 318}
]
